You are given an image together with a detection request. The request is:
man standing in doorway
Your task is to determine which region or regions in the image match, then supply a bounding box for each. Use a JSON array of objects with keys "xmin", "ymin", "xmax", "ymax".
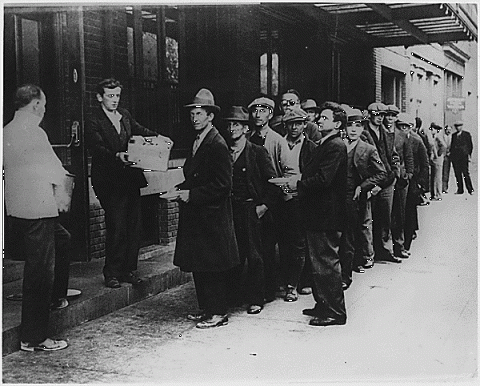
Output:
[
  {"xmin": 450, "ymin": 120, "xmax": 474, "ymax": 195},
  {"xmin": 86, "ymin": 78, "xmax": 170, "ymax": 288}
]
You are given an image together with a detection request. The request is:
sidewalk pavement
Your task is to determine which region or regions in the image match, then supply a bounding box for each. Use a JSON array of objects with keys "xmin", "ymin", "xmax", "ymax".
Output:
[{"xmin": 2, "ymin": 242, "xmax": 192, "ymax": 356}]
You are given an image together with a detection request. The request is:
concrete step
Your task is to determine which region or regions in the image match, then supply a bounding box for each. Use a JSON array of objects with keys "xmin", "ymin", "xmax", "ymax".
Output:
[{"xmin": 2, "ymin": 243, "xmax": 192, "ymax": 356}]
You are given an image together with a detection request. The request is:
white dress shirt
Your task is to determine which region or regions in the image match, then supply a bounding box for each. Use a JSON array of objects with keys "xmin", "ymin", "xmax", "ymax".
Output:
[{"xmin": 4, "ymin": 110, "xmax": 68, "ymax": 219}]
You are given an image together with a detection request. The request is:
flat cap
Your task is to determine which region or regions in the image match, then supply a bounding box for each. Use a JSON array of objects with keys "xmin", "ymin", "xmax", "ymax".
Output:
[
  {"xmin": 282, "ymin": 108, "xmax": 308, "ymax": 123},
  {"xmin": 386, "ymin": 104, "xmax": 400, "ymax": 115},
  {"xmin": 396, "ymin": 113, "xmax": 415, "ymax": 126},
  {"xmin": 345, "ymin": 106, "xmax": 367, "ymax": 123},
  {"xmin": 454, "ymin": 120, "xmax": 464, "ymax": 126},
  {"xmin": 248, "ymin": 97, "xmax": 275, "ymax": 111},
  {"xmin": 367, "ymin": 102, "xmax": 387, "ymax": 113}
]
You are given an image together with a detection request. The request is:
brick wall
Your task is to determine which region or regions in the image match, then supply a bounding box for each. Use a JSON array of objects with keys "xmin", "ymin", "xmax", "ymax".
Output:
[
  {"xmin": 158, "ymin": 200, "xmax": 179, "ymax": 244},
  {"xmin": 89, "ymin": 202, "xmax": 106, "ymax": 260}
]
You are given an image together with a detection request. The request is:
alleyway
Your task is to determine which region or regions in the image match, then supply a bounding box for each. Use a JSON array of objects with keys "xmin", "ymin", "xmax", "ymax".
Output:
[{"xmin": 2, "ymin": 173, "xmax": 477, "ymax": 384}]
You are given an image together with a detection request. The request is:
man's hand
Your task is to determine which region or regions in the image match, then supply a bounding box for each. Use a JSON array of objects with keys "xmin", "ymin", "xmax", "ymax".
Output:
[
  {"xmin": 117, "ymin": 152, "xmax": 134, "ymax": 165},
  {"xmin": 353, "ymin": 186, "xmax": 362, "ymax": 201},
  {"xmin": 285, "ymin": 174, "xmax": 301, "ymax": 192},
  {"xmin": 256, "ymin": 204, "xmax": 268, "ymax": 219},
  {"xmin": 370, "ymin": 185, "xmax": 382, "ymax": 196}
]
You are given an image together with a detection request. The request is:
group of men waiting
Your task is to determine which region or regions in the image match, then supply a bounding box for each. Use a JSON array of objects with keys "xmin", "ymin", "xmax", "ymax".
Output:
[{"xmin": 4, "ymin": 80, "xmax": 473, "ymax": 352}]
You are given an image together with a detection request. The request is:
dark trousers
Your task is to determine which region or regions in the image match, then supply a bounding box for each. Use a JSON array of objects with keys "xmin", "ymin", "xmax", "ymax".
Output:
[
  {"xmin": 261, "ymin": 207, "xmax": 281, "ymax": 301},
  {"xmin": 193, "ymin": 271, "xmax": 228, "ymax": 316},
  {"xmin": 371, "ymin": 181, "xmax": 395, "ymax": 259},
  {"xmin": 392, "ymin": 181, "xmax": 409, "ymax": 253},
  {"xmin": 306, "ymin": 230, "xmax": 346, "ymax": 319},
  {"xmin": 452, "ymin": 157, "xmax": 473, "ymax": 193},
  {"xmin": 442, "ymin": 155, "xmax": 451, "ymax": 192},
  {"xmin": 404, "ymin": 181, "xmax": 420, "ymax": 251},
  {"xmin": 339, "ymin": 198, "xmax": 358, "ymax": 286},
  {"xmin": 277, "ymin": 197, "xmax": 306, "ymax": 289},
  {"xmin": 228, "ymin": 201, "xmax": 265, "ymax": 306},
  {"xmin": 98, "ymin": 188, "xmax": 142, "ymax": 278},
  {"xmin": 52, "ymin": 222, "xmax": 71, "ymax": 301},
  {"xmin": 9, "ymin": 217, "xmax": 55, "ymax": 344}
]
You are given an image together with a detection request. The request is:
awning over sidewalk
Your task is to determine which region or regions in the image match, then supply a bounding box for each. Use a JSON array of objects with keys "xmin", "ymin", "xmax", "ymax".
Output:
[{"xmin": 289, "ymin": 3, "xmax": 477, "ymax": 47}]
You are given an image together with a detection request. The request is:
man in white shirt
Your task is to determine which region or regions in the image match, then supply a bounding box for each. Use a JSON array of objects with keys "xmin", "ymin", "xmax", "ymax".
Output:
[{"xmin": 4, "ymin": 84, "xmax": 69, "ymax": 352}]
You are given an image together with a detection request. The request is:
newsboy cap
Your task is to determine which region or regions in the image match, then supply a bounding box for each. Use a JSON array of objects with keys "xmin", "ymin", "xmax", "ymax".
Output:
[
  {"xmin": 345, "ymin": 106, "xmax": 367, "ymax": 123},
  {"xmin": 184, "ymin": 88, "xmax": 221, "ymax": 113},
  {"xmin": 223, "ymin": 106, "xmax": 250, "ymax": 122},
  {"xmin": 454, "ymin": 120, "xmax": 464, "ymax": 126},
  {"xmin": 367, "ymin": 102, "xmax": 387, "ymax": 113},
  {"xmin": 248, "ymin": 97, "xmax": 275, "ymax": 111},
  {"xmin": 386, "ymin": 104, "xmax": 400, "ymax": 115},
  {"xmin": 301, "ymin": 99, "xmax": 320, "ymax": 111},
  {"xmin": 396, "ymin": 113, "xmax": 415, "ymax": 126},
  {"xmin": 282, "ymin": 108, "xmax": 308, "ymax": 123}
]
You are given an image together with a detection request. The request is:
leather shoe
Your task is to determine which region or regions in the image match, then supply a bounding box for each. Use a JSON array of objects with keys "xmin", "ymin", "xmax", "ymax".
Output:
[
  {"xmin": 196, "ymin": 314, "xmax": 228, "ymax": 329},
  {"xmin": 119, "ymin": 272, "xmax": 143, "ymax": 285},
  {"xmin": 353, "ymin": 265, "xmax": 365, "ymax": 273},
  {"xmin": 247, "ymin": 304, "xmax": 263, "ymax": 314},
  {"xmin": 469, "ymin": 190, "xmax": 474, "ymax": 195},
  {"xmin": 309, "ymin": 316, "xmax": 346, "ymax": 326},
  {"xmin": 378, "ymin": 253, "xmax": 402, "ymax": 263},
  {"xmin": 105, "ymin": 277, "xmax": 121, "ymax": 288},
  {"xmin": 394, "ymin": 250, "xmax": 410, "ymax": 259},
  {"xmin": 302, "ymin": 308, "xmax": 321, "ymax": 317},
  {"xmin": 284, "ymin": 286, "xmax": 298, "ymax": 302},
  {"xmin": 187, "ymin": 311, "xmax": 209, "ymax": 322},
  {"xmin": 298, "ymin": 287, "xmax": 312, "ymax": 295},
  {"xmin": 455, "ymin": 190, "xmax": 464, "ymax": 195},
  {"xmin": 342, "ymin": 282, "xmax": 350, "ymax": 291},
  {"xmin": 363, "ymin": 258, "xmax": 374, "ymax": 269}
]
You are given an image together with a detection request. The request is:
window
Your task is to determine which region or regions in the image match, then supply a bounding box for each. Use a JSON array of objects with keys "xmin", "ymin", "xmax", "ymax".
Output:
[{"xmin": 260, "ymin": 29, "xmax": 279, "ymax": 96}]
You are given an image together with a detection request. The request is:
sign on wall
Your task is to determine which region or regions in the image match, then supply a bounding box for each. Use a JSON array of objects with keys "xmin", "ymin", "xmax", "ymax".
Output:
[{"xmin": 446, "ymin": 97, "xmax": 466, "ymax": 111}]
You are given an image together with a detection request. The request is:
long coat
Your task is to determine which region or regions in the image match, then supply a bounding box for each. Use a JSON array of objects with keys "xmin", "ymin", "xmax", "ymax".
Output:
[
  {"xmin": 450, "ymin": 130, "xmax": 473, "ymax": 162},
  {"xmin": 173, "ymin": 127, "xmax": 240, "ymax": 273},
  {"xmin": 297, "ymin": 132, "xmax": 347, "ymax": 231},
  {"xmin": 85, "ymin": 107, "xmax": 157, "ymax": 199}
]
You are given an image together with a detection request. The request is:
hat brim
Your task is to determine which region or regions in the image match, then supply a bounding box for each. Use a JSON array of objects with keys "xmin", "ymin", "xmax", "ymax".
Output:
[
  {"xmin": 223, "ymin": 118, "xmax": 249, "ymax": 123},
  {"xmin": 184, "ymin": 103, "xmax": 221, "ymax": 113}
]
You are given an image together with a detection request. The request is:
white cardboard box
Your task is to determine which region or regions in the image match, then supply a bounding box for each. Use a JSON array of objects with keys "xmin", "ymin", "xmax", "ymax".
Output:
[{"xmin": 127, "ymin": 135, "xmax": 173, "ymax": 172}]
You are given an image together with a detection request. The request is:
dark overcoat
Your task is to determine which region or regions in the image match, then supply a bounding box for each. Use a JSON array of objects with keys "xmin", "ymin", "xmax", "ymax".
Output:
[
  {"xmin": 297, "ymin": 132, "xmax": 347, "ymax": 231},
  {"xmin": 85, "ymin": 107, "xmax": 157, "ymax": 199},
  {"xmin": 450, "ymin": 130, "xmax": 473, "ymax": 161},
  {"xmin": 173, "ymin": 127, "xmax": 240, "ymax": 272}
]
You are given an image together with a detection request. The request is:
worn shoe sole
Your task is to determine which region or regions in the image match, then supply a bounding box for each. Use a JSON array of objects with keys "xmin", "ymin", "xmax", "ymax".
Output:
[{"xmin": 21, "ymin": 340, "xmax": 68, "ymax": 352}]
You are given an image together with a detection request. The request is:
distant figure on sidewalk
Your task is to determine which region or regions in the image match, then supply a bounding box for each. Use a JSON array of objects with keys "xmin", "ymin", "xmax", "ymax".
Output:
[
  {"xmin": 442, "ymin": 125, "xmax": 453, "ymax": 193},
  {"xmin": 450, "ymin": 121, "xmax": 474, "ymax": 195},
  {"xmin": 4, "ymin": 84, "xmax": 69, "ymax": 352},
  {"xmin": 429, "ymin": 123, "xmax": 447, "ymax": 201}
]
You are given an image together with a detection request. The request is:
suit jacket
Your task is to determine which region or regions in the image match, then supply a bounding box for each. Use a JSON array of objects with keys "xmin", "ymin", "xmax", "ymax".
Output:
[
  {"xmin": 297, "ymin": 132, "xmax": 347, "ymax": 231},
  {"xmin": 247, "ymin": 127, "xmax": 295, "ymax": 178},
  {"xmin": 450, "ymin": 130, "xmax": 473, "ymax": 161},
  {"xmin": 85, "ymin": 107, "xmax": 157, "ymax": 198},
  {"xmin": 174, "ymin": 127, "xmax": 239, "ymax": 273},
  {"xmin": 239, "ymin": 141, "xmax": 281, "ymax": 209},
  {"xmin": 299, "ymin": 136, "xmax": 318, "ymax": 173},
  {"xmin": 352, "ymin": 139, "xmax": 387, "ymax": 194},
  {"xmin": 394, "ymin": 127, "xmax": 414, "ymax": 187},
  {"xmin": 408, "ymin": 132, "xmax": 429, "ymax": 191},
  {"xmin": 361, "ymin": 123, "xmax": 400, "ymax": 188}
]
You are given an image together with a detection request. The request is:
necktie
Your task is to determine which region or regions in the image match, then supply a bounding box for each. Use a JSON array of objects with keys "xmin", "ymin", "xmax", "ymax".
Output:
[{"xmin": 192, "ymin": 134, "xmax": 201, "ymax": 156}]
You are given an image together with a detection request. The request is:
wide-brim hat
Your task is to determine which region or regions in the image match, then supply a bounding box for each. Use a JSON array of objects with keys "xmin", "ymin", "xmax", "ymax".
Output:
[
  {"xmin": 345, "ymin": 106, "xmax": 367, "ymax": 123},
  {"xmin": 248, "ymin": 97, "xmax": 275, "ymax": 111},
  {"xmin": 367, "ymin": 102, "xmax": 387, "ymax": 113},
  {"xmin": 184, "ymin": 88, "xmax": 221, "ymax": 113},
  {"xmin": 301, "ymin": 99, "xmax": 320, "ymax": 112},
  {"xmin": 283, "ymin": 108, "xmax": 308, "ymax": 123},
  {"xmin": 223, "ymin": 106, "xmax": 249, "ymax": 122}
]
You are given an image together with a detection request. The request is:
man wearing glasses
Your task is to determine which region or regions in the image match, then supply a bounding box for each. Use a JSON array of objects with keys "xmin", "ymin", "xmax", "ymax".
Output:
[{"xmin": 280, "ymin": 89, "xmax": 322, "ymax": 143}]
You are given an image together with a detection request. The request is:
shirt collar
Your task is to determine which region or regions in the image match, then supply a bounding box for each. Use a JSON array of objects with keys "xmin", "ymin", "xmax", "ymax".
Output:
[
  {"xmin": 320, "ymin": 130, "xmax": 337, "ymax": 144},
  {"xmin": 102, "ymin": 106, "xmax": 122, "ymax": 121}
]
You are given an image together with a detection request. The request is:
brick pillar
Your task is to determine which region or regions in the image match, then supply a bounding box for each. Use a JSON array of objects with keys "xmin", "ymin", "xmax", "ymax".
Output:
[
  {"xmin": 158, "ymin": 199, "xmax": 179, "ymax": 245},
  {"xmin": 89, "ymin": 202, "xmax": 106, "ymax": 260}
]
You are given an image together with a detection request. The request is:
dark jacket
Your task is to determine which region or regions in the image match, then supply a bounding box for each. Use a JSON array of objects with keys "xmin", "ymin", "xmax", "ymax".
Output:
[
  {"xmin": 85, "ymin": 107, "xmax": 157, "ymax": 198},
  {"xmin": 297, "ymin": 132, "xmax": 347, "ymax": 231},
  {"xmin": 240, "ymin": 140, "xmax": 280, "ymax": 210},
  {"xmin": 393, "ymin": 127, "xmax": 414, "ymax": 188},
  {"xmin": 299, "ymin": 135, "xmax": 318, "ymax": 173},
  {"xmin": 408, "ymin": 132, "xmax": 429, "ymax": 191},
  {"xmin": 361, "ymin": 122, "xmax": 400, "ymax": 188},
  {"xmin": 352, "ymin": 139, "xmax": 387, "ymax": 195},
  {"xmin": 450, "ymin": 130, "xmax": 473, "ymax": 161},
  {"xmin": 173, "ymin": 127, "xmax": 239, "ymax": 273}
]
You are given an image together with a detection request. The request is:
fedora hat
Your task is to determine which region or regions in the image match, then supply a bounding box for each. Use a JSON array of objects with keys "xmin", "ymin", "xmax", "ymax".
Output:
[
  {"xmin": 223, "ymin": 106, "xmax": 249, "ymax": 122},
  {"xmin": 345, "ymin": 106, "xmax": 367, "ymax": 123},
  {"xmin": 184, "ymin": 88, "xmax": 220, "ymax": 112},
  {"xmin": 301, "ymin": 99, "xmax": 320, "ymax": 111},
  {"xmin": 248, "ymin": 97, "xmax": 275, "ymax": 111}
]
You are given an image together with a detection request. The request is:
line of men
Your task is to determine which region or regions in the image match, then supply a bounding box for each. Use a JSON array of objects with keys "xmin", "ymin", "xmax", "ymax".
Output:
[{"xmin": 169, "ymin": 88, "xmax": 455, "ymax": 329}]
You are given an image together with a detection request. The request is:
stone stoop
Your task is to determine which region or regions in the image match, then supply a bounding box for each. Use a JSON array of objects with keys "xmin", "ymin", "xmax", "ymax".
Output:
[{"xmin": 2, "ymin": 243, "xmax": 191, "ymax": 356}]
